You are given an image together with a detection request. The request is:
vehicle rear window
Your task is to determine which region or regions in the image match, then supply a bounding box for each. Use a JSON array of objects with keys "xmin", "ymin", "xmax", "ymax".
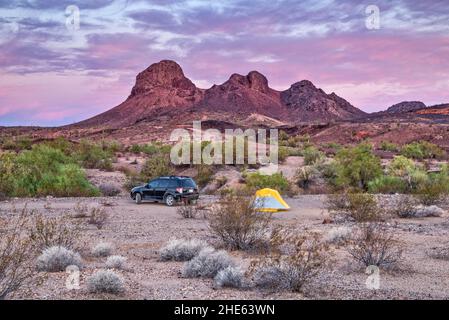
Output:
[{"xmin": 182, "ymin": 179, "xmax": 196, "ymax": 188}]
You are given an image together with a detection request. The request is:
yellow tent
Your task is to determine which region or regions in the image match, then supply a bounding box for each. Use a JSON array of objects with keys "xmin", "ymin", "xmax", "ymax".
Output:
[{"xmin": 253, "ymin": 188, "xmax": 290, "ymax": 212}]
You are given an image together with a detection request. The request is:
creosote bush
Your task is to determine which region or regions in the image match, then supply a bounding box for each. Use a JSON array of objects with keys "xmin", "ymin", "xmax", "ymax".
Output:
[
  {"xmin": 208, "ymin": 195, "xmax": 273, "ymax": 251},
  {"xmin": 326, "ymin": 192, "xmax": 382, "ymax": 222},
  {"xmin": 87, "ymin": 270, "xmax": 124, "ymax": 294},
  {"xmin": 182, "ymin": 248, "xmax": 234, "ymax": 278},
  {"xmin": 160, "ymin": 239, "xmax": 210, "ymax": 261},
  {"xmin": 324, "ymin": 226, "xmax": 352, "ymax": 245},
  {"xmin": 250, "ymin": 231, "xmax": 330, "ymax": 292},
  {"xmin": 347, "ymin": 223, "xmax": 403, "ymax": 269},
  {"xmin": 36, "ymin": 246, "xmax": 82, "ymax": 272},
  {"xmin": 88, "ymin": 207, "xmax": 108, "ymax": 229}
]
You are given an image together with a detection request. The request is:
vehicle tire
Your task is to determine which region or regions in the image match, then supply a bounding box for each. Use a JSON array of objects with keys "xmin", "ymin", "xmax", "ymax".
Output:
[
  {"xmin": 135, "ymin": 193, "xmax": 142, "ymax": 204},
  {"xmin": 164, "ymin": 194, "xmax": 175, "ymax": 207}
]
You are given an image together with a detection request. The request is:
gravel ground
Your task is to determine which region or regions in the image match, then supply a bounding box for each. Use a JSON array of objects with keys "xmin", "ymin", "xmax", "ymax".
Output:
[{"xmin": 2, "ymin": 195, "xmax": 449, "ymax": 300}]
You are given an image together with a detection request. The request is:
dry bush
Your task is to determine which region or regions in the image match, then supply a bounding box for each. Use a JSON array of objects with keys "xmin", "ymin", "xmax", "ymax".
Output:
[
  {"xmin": 214, "ymin": 266, "xmax": 245, "ymax": 289},
  {"xmin": 182, "ymin": 248, "xmax": 234, "ymax": 278},
  {"xmin": 105, "ymin": 255, "xmax": 127, "ymax": 270},
  {"xmin": 28, "ymin": 213, "xmax": 80, "ymax": 250},
  {"xmin": 0, "ymin": 207, "xmax": 36, "ymax": 299},
  {"xmin": 99, "ymin": 184, "xmax": 121, "ymax": 197},
  {"xmin": 208, "ymin": 195, "xmax": 273, "ymax": 251},
  {"xmin": 176, "ymin": 203, "xmax": 198, "ymax": 219},
  {"xmin": 383, "ymin": 195, "xmax": 418, "ymax": 218},
  {"xmin": 88, "ymin": 207, "xmax": 108, "ymax": 229},
  {"xmin": 326, "ymin": 192, "xmax": 382, "ymax": 222},
  {"xmin": 159, "ymin": 239, "xmax": 210, "ymax": 261},
  {"xmin": 72, "ymin": 202, "xmax": 89, "ymax": 218},
  {"xmin": 347, "ymin": 223, "xmax": 403, "ymax": 269},
  {"xmin": 87, "ymin": 270, "xmax": 124, "ymax": 294},
  {"xmin": 249, "ymin": 231, "xmax": 330, "ymax": 292},
  {"xmin": 36, "ymin": 246, "xmax": 83, "ymax": 272},
  {"xmin": 324, "ymin": 226, "xmax": 352, "ymax": 245},
  {"xmin": 92, "ymin": 242, "xmax": 114, "ymax": 257}
]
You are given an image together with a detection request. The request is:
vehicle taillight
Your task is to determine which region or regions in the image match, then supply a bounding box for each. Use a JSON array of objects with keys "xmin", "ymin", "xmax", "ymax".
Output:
[{"xmin": 176, "ymin": 187, "xmax": 183, "ymax": 193}]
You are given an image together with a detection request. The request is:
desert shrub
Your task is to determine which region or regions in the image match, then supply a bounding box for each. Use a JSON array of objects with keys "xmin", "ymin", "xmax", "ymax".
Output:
[
  {"xmin": 368, "ymin": 175, "xmax": 407, "ymax": 194},
  {"xmin": 214, "ymin": 266, "xmax": 245, "ymax": 288},
  {"xmin": 303, "ymin": 146, "xmax": 324, "ymax": 165},
  {"xmin": 72, "ymin": 202, "xmax": 89, "ymax": 218},
  {"xmin": 208, "ymin": 195, "xmax": 273, "ymax": 251},
  {"xmin": 413, "ymin": 205, "xmax": 445, "ymax": 217},
  {"xmin": 250, "ymin": 232, "xmax": 329, "ymax": 292},
  {"xmin": 88, "ymin": 207, "xmax": 108, "ymax": 229},
  {"xmin": 74, "ymin": 140, "xmax": 113, "ymax": 171},
  {"xmin": 401, "ymin": 141, "xmax": 446, "ymax": 160},
  {"xmin": 0, "ymin": 207, "xmax": 35, "ymax": 299},
  {"xmin": 414, "ymin": 174, "xmax": 449, "ymax": 205},
  {"xmin": 383, "ymin": 195, "xmax": 418, "ymax": 218},
  {"xmin": 1, "ymin": 136, "xmax": 32, "ymax": 152},
  {"xmin": 92, "ymin": 242, "xmax": 114, "ymax": 257},
  {"xmin": 324, "ymin": 226, "xmax": 352, "ymax": 245},
  {"xmin": 182, "ymin": 248, "xmax": 234, "ymax": 278},
  {"xmin": 99, "ymin": 184, "xmax": 121, "ymax": 197},
  {"xmin": 105, "ymin": 255, "xmax": 127, "ymax": 270},
  {"xmin": 195, "ymin": 164, "xmax": 214, "ymax": 188},
  {"xmin": 245, "ymin": 172, "xmax": 289, "ymax": 193},
  {"xmin": 295, "ymin": 166, "xmax": 320, "ymax": 190},
  {"xmin": 140, "ymin": 154, "xmax": 174, "ymax": 181},
  {"xmin": 159, "ymin": 239, "xmax": 210, "ymax": 261},
  {"xmin": 176, "ymin": 203, "xmax": 198, "ymax": 219},
  {"xmin": 332, "ymin": 143, "xmax": 382, "ymax": 191},
  {"xmin": 36, "ymin": 246, "xmax": 82, "ymax": 272},
  {"xmin": 347, "ymin": 223, "xmax": 403, "ymax": 268},
  {"xmin": 87, "ymin": 270, "xmax": 124, "ymax": 294},
  {"xmin": 0, "ymin": 145, "xmax": 99, "ymax": 197},
  {"xmin": 28, "ymin": 213, "xmax": 80, "ymax": 250},
  {"xmin": 326, "ymin": 192, "xmax": 382, "ymax": 222},
  {"xmin": 380, "ymin": 141, "xmax": 399, "ymax": 152}
]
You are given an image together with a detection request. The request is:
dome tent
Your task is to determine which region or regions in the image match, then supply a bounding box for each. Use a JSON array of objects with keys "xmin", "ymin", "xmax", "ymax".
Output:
[{"xmin": 253, "ymin": 188, "xmax": 290, "ymax": 212}]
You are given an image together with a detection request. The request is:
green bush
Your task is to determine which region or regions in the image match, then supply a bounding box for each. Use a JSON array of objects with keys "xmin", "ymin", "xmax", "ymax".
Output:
[
  {"xmin": 380, "ymin": 141, "xmax": 399, "ymax": 152},
  {"xmin": 414, "ymin": 172, "xmax": 449, "ymax": 205},
  {"xmin": 303, "ymin": 146, "xmax": 324, "ymax": 165},
  {"xmin": 1, "ymin": 136, "xmax": 32, "ymax": 151},
  {"xmin": 332, "ymin": 143, "xmax": 382, "ymax": 191},
  {"xmin": 74, "ymin": 140, "xmax": 113, "ymax": 171},
  {"xmin": 195, "ymin": 165, "xmax": 214, "ymax": 188},
  {"xmin": 0, "ymin": 145, "xmax": 99, "ymax": 197},
  {"xmin": 140, "ymin": 154, "xmax": 174, "ymax": 181},
  {"xmin": 245, "ymin": 172, "xmax": 289, "ymax": 193},
  {"xmin": 368, "ymin": 176, "xmax": 408, "ymax": 194},
  {"xmin": 401, "ymin": 141, "xmax": 446, "ymax": 160}
]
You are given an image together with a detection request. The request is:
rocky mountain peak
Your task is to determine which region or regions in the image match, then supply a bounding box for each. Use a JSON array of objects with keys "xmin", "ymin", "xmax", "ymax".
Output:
[{"xmin": 387, "ymin": 101, "xmax": 426, "ymax": 113}]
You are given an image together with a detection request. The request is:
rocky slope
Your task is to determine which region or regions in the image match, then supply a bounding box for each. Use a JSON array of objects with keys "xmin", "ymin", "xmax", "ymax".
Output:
[{"xmin": 387, "ymin": 101, "xmax": 427, "ymax": 113}]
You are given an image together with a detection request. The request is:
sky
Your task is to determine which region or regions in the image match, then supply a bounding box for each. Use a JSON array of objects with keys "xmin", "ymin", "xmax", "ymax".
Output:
[{"xmin": 0, "ymin": 0, "xmax": 448, "ymax": 126}]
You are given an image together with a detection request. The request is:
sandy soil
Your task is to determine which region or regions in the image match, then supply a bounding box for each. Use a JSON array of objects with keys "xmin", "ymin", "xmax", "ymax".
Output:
[{"xmin": 2, "ymin": 195, "xmax": 449, "ymax": 300}]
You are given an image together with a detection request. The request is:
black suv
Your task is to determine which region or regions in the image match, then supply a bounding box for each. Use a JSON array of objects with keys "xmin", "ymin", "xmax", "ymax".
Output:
[{"xmin": 130, "ymin": 176, "xmax": 199, "ymax": 206}]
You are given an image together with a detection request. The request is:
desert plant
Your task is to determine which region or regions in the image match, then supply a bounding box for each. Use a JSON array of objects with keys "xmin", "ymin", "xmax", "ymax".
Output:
[
  {"xmin": 347, "ymin": 223, "xmax": 403, "ymax": 268},
  {"xmin": 214, "ymin": 266, "xmax": 245, "ymax": 288},
  {"xmin": 98, "ymin": 184, "xmax": 121, "ymax": 197},
  {"xmin": 87, "ymin": 270, "xmax": 124, "ymax": 294},
  {"xmin": 250, "ymin": 232, "xmax": 330, "ymax": 292},
  {"xmin": 303, "ymin": 146, "xmax": 324, "ymax": 165},
  {"xmin": 105, "ymin": 255, "xmax": 127, "ymax": 270},
  {"xmin": 414, "ymin": 176, "xmax": 449, "ymax": 205},
  {"xmin": 244, "ymin": 172, "xmax": 289, "ymax": 193},
  {"xmin": 326, "ymin": 192, "xmax": 382, "ymax": 222},
  {"xmin": 28, "ymin": 213, "xmax": 80, "ymax": 250},
  {"xmin": 74, "ymin": 140, "xmax": 113, "ymax": 171},
  {"xmin": 88, "ymin": 207, "xmax": 108, "ymax": 229},
  {"xmin": 367, "ymin": 175, "xmax": 408, "ymax": 194},
  {"xmin": 36, "ymin": 246, "xmax": 82, "ymax": 272},
  {"xmin": 0, "ymin": 207, "xmax": 36, "ymax": 299},
  {"xmin": 383, "ymin": 195, "xmax": 418, "ymax": 218},
  {"xmin": 295, "ymin": 166, "xmax": 319, "ymax": 190},
  {"xmin": 401, "ymin": 141, "xmax": 446, "ymax": 160},
  {"xmin": 176, "ymin": 203, "xmax": 198, "ymax": 219},
  {"xmin": 195, "ymin": 164, "xmax": 214, "ymax": 188},
  {"xmin": 72, "ymin": 202, "xmax": 89, "ymax": 218},
  {"xmin": 182, "ymin": 248, "xmax": 234, "ymax": 278},
  {"xmin": 380, "ymin": 141, "xmax": 399, "ymax": 152},
  {"xmin": 159, "ymin": 239, "xmax": 210, "ymax": 261},
  {"xmin": 140, "ymin": 154, "xmax": 174, "ymax": 181},
  {"xmin": 92, "ymin": 242, "xmax": 114, "ymax": 257},
  {"xmin": 413, "ymin": 205, "xmax": 445, "ymax": 217},
  {"xmin": 324, "ymin": 226, "xmax": 353, "ymax": 245},
  {"xmin": 208, "ymin": 195, "xmax": 273, "ymax": 251}
]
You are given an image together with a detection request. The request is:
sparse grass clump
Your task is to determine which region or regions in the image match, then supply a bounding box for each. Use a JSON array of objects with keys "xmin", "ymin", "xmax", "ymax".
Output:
[
  {"xmin": 105, "ymin": 255, "xmax": 127, "ymax": 270},
  {"xmin": 347, "ymin": 223, "xmax": 403, "ymax": 268},
  {"xmin": 214, "ymin": 266, "xmax": 245, "ymax": 288},
  {"xmin": 92, "ymin": 242, "xmax": 114, "ymax": 257},
  {"xmin": 182, "ymin": 248, "xmax": 234, "ymax": 278},
  {"xmin": 36, "ymin": 246, "xmax": 82, "ymax": 272},
  {"xmin": 208, "ymin": 195, "xmax": 273, "ymax": 251},
  {"xmin": 87, "ymin": 270, "xmax": 124, "ymax": 294},
  {"xmin": 159, "ymin": 239, "xmax": 210, "ymax": 261}
]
